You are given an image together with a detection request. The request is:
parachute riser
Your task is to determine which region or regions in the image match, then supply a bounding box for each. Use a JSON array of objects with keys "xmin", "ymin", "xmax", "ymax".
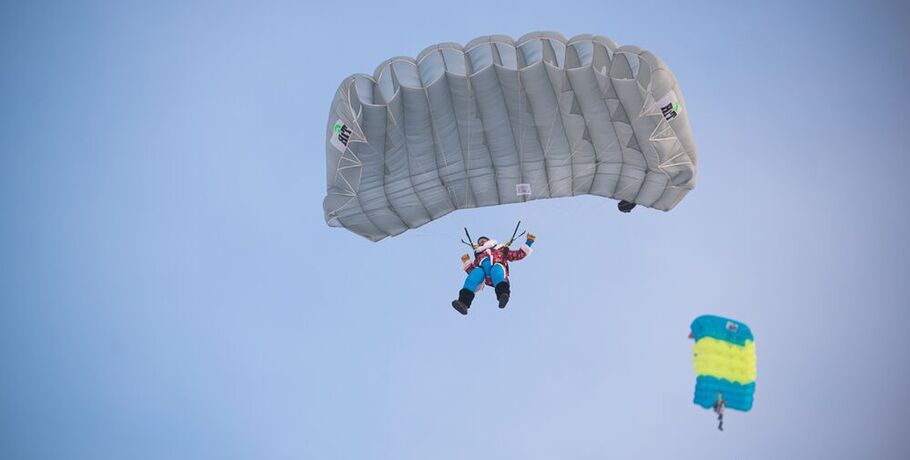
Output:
[
  {"xmin": 461, "ymin": 222, "xmax": 525, "ymax": 250},
  {"xmin": 463, "ymin": 227, "xmax": 476, "ymax": 250},
  {"xmin": 504, "ymin": 221, "xmax": 524, "ymax": 247}
]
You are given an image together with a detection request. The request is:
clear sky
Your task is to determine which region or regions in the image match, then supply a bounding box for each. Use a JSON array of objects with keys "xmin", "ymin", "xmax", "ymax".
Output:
[{"xmin": 2, "ymin": 0, "xmax": 909, "ymax": 458}]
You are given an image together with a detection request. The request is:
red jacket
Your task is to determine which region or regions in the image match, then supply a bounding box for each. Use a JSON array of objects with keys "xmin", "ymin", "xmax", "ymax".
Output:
[{"xmin": 462, "ymin": 239, "xmax": 533, "ymax": 286}]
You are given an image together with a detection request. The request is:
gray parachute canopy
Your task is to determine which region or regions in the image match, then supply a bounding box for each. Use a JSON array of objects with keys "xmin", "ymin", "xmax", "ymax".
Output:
[{"xmin": 324, "ymin": 32, "xmax": 697, "ymax": 241}]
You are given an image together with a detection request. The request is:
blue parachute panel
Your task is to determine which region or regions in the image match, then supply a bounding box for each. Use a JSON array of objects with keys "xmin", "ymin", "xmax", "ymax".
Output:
[
  {"xmin": 694, "ymin": 376, "xmax": 755, "ymax": 412},
  {"xmin": 690, "ymin": 314, "xmax": 753, "ymax": 345}
]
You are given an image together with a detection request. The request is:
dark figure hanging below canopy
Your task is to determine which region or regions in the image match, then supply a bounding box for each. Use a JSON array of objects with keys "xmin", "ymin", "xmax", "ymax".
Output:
[{"xmin": 451, "ymin": 225, "xmax": 536, "ymax": 315}]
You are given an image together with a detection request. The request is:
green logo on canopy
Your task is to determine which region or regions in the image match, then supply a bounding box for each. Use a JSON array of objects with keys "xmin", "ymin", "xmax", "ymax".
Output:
[{"xmin": 333, "ymin": 122, "xmax": 343, "ymax": 133}]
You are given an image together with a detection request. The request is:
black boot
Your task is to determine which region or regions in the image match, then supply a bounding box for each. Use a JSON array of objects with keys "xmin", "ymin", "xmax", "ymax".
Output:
[
  {"xmin": 451, "ymin": 288, "xmax": 474, "ymax": 315},
  {"xmin": 494, "ymin": 282, "xmax": 511, "ymax": 309}
]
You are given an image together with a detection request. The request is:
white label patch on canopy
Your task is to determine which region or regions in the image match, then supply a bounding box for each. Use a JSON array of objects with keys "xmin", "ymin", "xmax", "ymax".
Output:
[
  {"xmin": 656, "ymin": 90, "xmax": 682, "ymax": 121},
  {"xmin": 330, "ymin": 119, "xmax": 352, "ymax": 152}
]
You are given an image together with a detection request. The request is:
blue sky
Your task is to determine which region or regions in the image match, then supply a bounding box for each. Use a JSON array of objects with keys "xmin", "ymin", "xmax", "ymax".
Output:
[{"xmin": 2, "ymin": 0, "xmax": 909, "ymax": 458}]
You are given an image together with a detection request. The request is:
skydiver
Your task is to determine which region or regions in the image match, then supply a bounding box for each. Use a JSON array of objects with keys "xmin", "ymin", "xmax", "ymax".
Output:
[
  {"xmin": 714, "ymin": 393, "xmax": 725, "ymax": 431},
  {"xmin": 451, "ymin": 233, "xmax": 536, "ymax": 315}
]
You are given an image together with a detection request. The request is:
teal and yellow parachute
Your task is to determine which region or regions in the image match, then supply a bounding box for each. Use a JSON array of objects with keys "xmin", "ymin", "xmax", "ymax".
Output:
[{"xmin": 690, "ymin": 315, "xmax": 756, "ymax": 416}]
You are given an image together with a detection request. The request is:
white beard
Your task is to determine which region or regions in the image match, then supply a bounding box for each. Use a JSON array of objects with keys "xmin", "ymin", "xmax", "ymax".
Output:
[{"xmin": 474, "ymin": 239, "xmax": 498, "ymax": 253}]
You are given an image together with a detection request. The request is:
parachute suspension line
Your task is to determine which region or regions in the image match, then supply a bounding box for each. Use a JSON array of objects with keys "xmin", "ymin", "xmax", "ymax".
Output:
[
  {"xmin": 425, "ymin": 83, "xmax": 453, "ymax": 206},
  {"xmin": 542, "ymin": 103, "xmax": 560, "ymax": 160},
  {"xmin": 446, "ymin": 49, "xmax": 476, "ymax": 210},
  {"xmin": 517, "ymin": 63, "xmax": 526, "ymax": 201},
  {"xmin": 465, "ymin": 61, "xmax": 474, "ymax": 208}
]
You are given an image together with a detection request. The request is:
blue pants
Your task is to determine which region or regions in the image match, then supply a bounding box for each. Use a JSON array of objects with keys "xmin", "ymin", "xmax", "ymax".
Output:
[{"xmin": 463, "ymin": 258, "xmax": 506, "ymax": 291}]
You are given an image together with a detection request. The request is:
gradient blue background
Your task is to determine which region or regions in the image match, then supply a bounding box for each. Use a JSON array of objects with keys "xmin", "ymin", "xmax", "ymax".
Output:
[{"xmin": 2, "ymin": 0, "xmax": 909, "ymax": 458}]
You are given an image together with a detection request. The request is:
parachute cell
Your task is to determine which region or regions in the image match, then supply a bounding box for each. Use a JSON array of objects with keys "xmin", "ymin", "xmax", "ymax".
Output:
[
  {"xmin": 324, "ymin": 32, "xmax": 697, "ymax": 241},
  {"xmin": 690, "ymin": 315, "xmax": 756, "ymax": 412}
]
